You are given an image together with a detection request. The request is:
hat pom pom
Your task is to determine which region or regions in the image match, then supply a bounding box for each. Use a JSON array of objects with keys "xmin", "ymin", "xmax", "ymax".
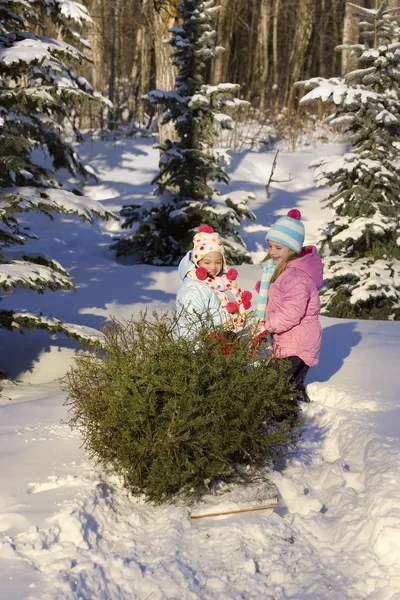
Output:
[
  {"xmin": 255, "ymin": 280, "xmax": 261, "ymax": 293},
  {"xmin": 226, "ymin": 301, "xmax": 239, "ymax": 314},
  {"xmin": 195, "ymin": 267, "xmax": 208, "ymax": 280},
  {"xmin": 226, "ymin": 268, "xmax": 238, "ymax": 281},
  {"xmin": 198, "ymin": 224, "xmax": 214, "ymax": 233},
  {"xmin": 287, "ymin": 209, "xmax": 301, "ymax": 220}
]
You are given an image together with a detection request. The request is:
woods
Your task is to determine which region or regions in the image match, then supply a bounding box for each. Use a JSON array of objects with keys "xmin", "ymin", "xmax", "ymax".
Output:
[{"xmin": 81, "ymin": 0, "xmax": 398, "ymax": 128}]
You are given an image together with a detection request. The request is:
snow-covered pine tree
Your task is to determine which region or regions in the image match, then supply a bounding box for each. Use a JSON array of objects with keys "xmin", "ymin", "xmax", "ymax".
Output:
[
  {"xmin": 112, "ymin": 0, "xmax": 255, "ymax": 265},
  {"xmin": 0, "ymin": 0, "xmax": 115, "ymax": 342},
  {"xmin": 297, "ymin": 0, "xmax": 400, "ymax": 320}
]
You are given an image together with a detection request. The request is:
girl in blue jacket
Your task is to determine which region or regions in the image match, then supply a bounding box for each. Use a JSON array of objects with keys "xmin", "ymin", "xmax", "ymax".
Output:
[{"xmin": 176, "ymin": 225, "xmax": 252, "ymax": 339}]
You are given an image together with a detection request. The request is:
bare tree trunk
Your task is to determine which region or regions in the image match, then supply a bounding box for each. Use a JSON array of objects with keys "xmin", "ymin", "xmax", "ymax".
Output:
[
  {"xmin": 319, "ymin": 0, "xmax": 327, "ymax": 76},
  {"xmin": 272, "ymin": 0, "xmax": 281, "ymax": 107},
  {"xmin": 255, "ymin": 0, "xmax": 272, "ymax": 113},
  {"xmin": 153, "ymin": 2, "xmax": 178, "ymax": 143},
  {"xmin": 108, "ymin": 0, "xmax": 121, "ymax": 128},
  {"xmin": 212, "ymin": 0, "xmax": 234, "ymax": 84},
  {"xmin": 286, "ymin": 0, "xmax": 316, "ymax": 107},
  {"xmin": 341, "ymin": 0, "xmax": 359, "ymax": 75},
  {"xmin": 131, "ymin": 4, "xmax": 153, "ymax": 123},
  {"xmin": 87, "ymin": 0, "xmax": 104, "ymax": 92}
]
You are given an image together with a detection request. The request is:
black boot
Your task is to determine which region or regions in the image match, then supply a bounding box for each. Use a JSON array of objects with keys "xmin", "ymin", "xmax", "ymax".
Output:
[{"xmin": 296, "ymin": 386, "xmax": 310, "ymax": 403}]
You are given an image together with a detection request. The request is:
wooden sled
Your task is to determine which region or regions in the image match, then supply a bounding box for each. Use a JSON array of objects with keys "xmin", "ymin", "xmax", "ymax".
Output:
[
  {"xmin": 190, "ymin": 479, "xmax": 279, "ymax": 520},
  {"xmin": 190, "ymin": 496, "xmax": 278, "ymax": 519}
]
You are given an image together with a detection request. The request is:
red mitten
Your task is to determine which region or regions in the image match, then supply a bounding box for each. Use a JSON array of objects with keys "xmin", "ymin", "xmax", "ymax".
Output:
[
  {"xmin": 255, "ymin": 280, "xmax": 261, "ymax": 293},
  {"xmin": 226, "ymin": 268, "xmax": 238, "ymax": 281},
  {"xmin": 251, "ymin": 330, "xmax": 269, "ymax": 348},
  {"xmin": 209, "ymin": 331, "xmax": 237, "ymax": 357}
]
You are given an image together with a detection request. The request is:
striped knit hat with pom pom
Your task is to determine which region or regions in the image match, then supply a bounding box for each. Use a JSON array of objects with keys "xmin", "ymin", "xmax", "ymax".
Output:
[
  {"xmin": 256, "ymin": 209, "xmax": 305, "ymax": 320},
  {"xmin": 265, "ymin": 208, "xmax": 305, "ymax": 254}
]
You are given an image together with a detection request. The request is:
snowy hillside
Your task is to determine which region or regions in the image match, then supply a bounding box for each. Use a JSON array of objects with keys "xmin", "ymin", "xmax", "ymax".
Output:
[{"xmin": 0, "ymin": 140, "xmax": 399, "ymax": 599}]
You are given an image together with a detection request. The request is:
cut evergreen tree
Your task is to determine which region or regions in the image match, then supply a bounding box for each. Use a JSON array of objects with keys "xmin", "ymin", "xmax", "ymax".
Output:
[
  {"xmin": 63, "ymin": 313, "xmax": 300, "ymax": 503},
  {"xmin": 297, "ymin": 0, "xmax": 400, "ymax": 320},
  {"xmin": 0, "ymin": 0, "xmax": 115, "ymax": 341},
  {"xmin": 112, "ymin": 0, "xmax": 255, "ymax": 266}
]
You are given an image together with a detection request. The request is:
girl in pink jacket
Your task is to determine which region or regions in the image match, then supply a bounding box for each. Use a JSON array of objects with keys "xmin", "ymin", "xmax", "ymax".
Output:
[{"xmin": 256, "ymin": 209, "xmax": 323, "ymax": 403}]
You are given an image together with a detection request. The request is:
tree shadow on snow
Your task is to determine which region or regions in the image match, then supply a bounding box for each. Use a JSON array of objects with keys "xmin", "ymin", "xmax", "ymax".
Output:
[
  {"xmin": 0, "ymin": 266, "xmax": 178, "ymax": 382},
  {"xmin": 309, "ymin": 321, "xmax": 362, "ymax": 383}
]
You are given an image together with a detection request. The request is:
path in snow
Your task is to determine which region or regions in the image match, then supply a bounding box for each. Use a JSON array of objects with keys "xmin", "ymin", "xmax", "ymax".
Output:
[
  {"xmin": 1, "ymin": 140, "xmax": 399, "ymax": 598},
  {"xmin": 1, "ymin": 374, "xmax": 399, "ymax": 599}
]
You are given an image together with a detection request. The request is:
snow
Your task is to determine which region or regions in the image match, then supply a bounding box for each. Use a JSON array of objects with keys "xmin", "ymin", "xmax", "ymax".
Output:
[
  {"xmin": 299, "ymin": 78, "xmax": 380, "ymax": 106},
  {"xmin": 52, "ymin": 0, "xmax": 93, "ymax": 25},
  {"xmin": 0, "ymin": 259, "xmax": 72, "ymax": 292},
  {"xmin": 0, "ymin": 37, "xmax": 82, "ymax": 66},
  {"xmin": 6, "ymin": 186, "xmax": 115, "ymax": 223},
  {"xmin": 1, "ymin": 138, "xmax": 400, "ymax": 599},
  {"xmin": 322, "ymin": 257, "xmax": 400, "ymax": 306}
]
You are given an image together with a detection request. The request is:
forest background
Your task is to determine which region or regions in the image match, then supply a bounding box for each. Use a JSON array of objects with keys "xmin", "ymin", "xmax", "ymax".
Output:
[{"xmin": 74, "ymin": 0, "xmax": 399, "ymax": 137}]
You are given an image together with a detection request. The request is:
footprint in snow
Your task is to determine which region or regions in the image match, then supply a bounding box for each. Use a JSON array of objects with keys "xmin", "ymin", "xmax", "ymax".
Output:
[{"xmin": 27, "ymin": 474, "xmax": 82, "ymax": 495}]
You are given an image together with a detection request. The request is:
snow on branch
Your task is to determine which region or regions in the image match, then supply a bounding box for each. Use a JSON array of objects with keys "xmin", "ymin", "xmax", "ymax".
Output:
[
  {"xmin": 323, "ymin": 257, "xmax": 400, "ymax": 307},
  {"xmin": 0, "ymin": 35, "xmax": 85, "ymax": 66},
  {"xmin": 0, "ymin": 256, "xmax": 73, "ymax": 293},
  {"xmin": 0, "ymin": 309, "xmax": 103, "ymax": 347},
  {"xmin": 49, "ymin": 0, "xmax": 93, "ymax": 25},
  {"xmin": 1, "ymin": 187, "xmax": 117, "ymax": 224},
  {"xmin": 298, "ymin": 78, "xmax": 379, "ymax": 106}
]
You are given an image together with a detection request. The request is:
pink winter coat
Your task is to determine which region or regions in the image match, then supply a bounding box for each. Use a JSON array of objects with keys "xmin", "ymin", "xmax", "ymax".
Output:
[{"xmin": 264, "ymin": 246, "xmax": 323, "ymax": 367}]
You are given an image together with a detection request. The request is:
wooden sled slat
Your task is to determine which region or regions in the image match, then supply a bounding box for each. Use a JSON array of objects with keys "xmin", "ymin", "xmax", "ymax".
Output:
[{"xmin": 190, "ymin": 497, "xmax": 278, "ymax": 519}]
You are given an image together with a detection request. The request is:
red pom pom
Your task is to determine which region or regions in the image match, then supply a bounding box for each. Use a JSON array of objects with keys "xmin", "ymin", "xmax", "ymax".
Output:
[
  {"xmin": 255, "ymin": 280, "xmax": 261, "ymax": 293},
  {"xmin": 195, "ymin": 267, "xmax": 207, "ymax": 280},
  {"xmin": 198, "ymin": 225, "xmax": 214, "ymax": 233},
  {"xmin": 287, "ymin": 209, "xmax": 301, "ymax": 221},
  {"xmin": 242, "ymin": 290, "xmax": 253, "ymax": 310},
  {"xmin": 243, "ymin": 298, "xmax": 251, "ymax": 310},
  {"xmin": 226, "ymin": 268, "xmax": 238, "ymax": 281},
  {"xmin": 226, "ymin": 302, "xmax": 239, "ymax": 314}
]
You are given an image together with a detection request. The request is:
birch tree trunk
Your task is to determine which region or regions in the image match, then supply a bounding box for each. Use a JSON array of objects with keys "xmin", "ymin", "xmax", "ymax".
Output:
[
  {"xmin": 254, "ymin": 0, "xmax": 272, "ymax": 113},
  {"xmin": 107, "ymin": 0, "xmax": 122, "ymax": 128},
  {"xmin": 286, "ymin": 0, "xmax": 316, "ymax": 106},
  {"xmin": 212, "ymin": 0, "xmax": 234, "ymax": 84},
  {"xmin": 130, "ymin": 0, "xmax": 152, "ymax": 123},
  {"xmin": 153, "ymin": 1, "xmax": 178, "ymax": 143},
  {"xmin": 272, "ymin": 0, "xmax": 281, "ymax": 107},
  {"xmin": 341, "ymin": 0, "xmax": 359, "ymax": 75}
]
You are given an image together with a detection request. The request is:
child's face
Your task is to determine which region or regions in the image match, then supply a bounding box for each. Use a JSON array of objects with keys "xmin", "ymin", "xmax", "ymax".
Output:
[
  {"xmin": 198, "ymin": 251, "xmax": 224, "ymax": 278},
  {"xmin": 268, "ymin": 241, "xmax": 293, "ymax": 265}
]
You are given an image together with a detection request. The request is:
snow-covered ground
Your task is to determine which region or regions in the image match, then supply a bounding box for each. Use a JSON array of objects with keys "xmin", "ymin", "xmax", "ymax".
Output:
[{"xmin": 1, "ymin": 140, "xmax": 399, "ymax": 599}]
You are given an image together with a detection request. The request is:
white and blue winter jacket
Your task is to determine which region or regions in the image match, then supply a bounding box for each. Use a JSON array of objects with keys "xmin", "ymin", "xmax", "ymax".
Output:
[{"xmin": 176, "ymin": 251, "xmax": 224, "ymax": 339}]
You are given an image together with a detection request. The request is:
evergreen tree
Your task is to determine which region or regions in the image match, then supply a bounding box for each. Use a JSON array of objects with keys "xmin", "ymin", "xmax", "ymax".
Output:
[
  {"xmin": 64, "ymin": 314, "xmax": 300, "ymax": 503},
  {"xmin": 112, "ymin": 0, "xmax": 255, "ymax": 266},
  {"xmin": 0, "ymin": 0, "xmax": 114, "ymax": 341},
  {"xmin": 297, "ymin": 0, "xmax": 400, "ymax": 320}
]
